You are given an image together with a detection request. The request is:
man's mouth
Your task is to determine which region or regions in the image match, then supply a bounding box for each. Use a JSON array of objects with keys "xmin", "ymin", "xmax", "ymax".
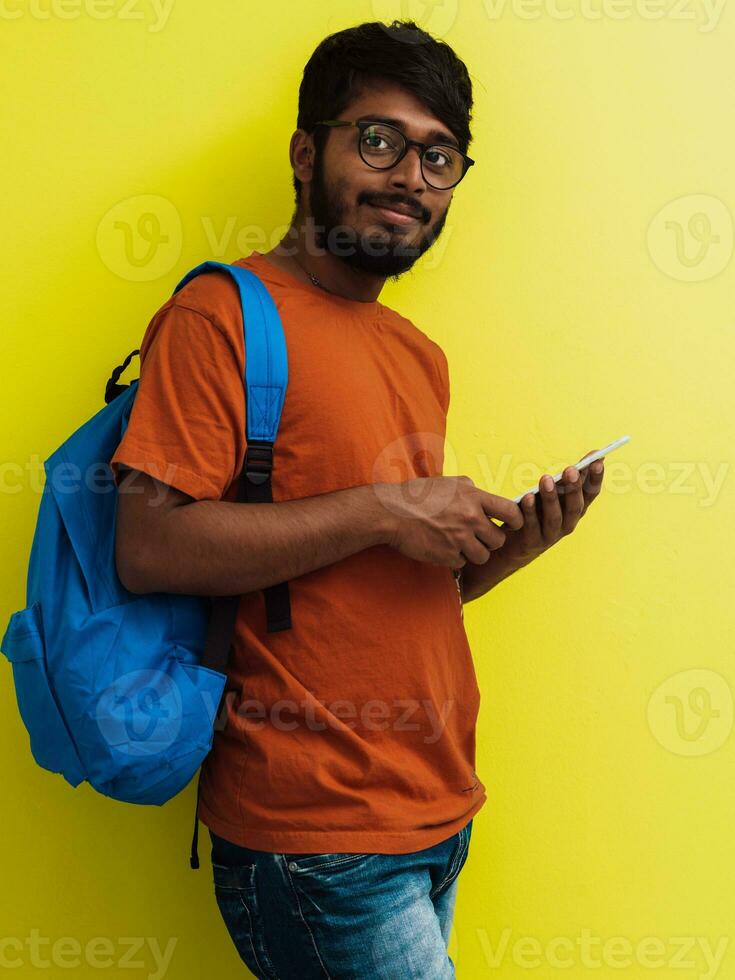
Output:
[{"xmin": 367, "ymin": 203, "xmax": 422, "ymax": 225}]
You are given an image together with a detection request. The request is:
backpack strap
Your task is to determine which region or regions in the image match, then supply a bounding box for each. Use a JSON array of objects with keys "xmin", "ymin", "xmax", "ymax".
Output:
[
  {"xmin": 172, "ymin": 261, "xmax": 291, "ymax": 871},
  {"xmin": 104, "ymin": 348, "xmax": 140, "ymax": 404},
  {"xmin": 173, "ymin": 261, "xmax": 291, "ymax": 641}
]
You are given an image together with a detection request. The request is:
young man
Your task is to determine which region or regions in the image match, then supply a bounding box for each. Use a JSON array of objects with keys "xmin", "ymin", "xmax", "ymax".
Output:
[{"xmin": 111, "ymin": 19, "xmax": 603, "ymax": 979}]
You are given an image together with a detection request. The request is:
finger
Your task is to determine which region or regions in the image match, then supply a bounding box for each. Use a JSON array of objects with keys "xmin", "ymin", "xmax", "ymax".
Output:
[
  {"xmin": 520, "ymin": 490, "xmax": 541, "ymax": 539},
  {"xmin": 461, "ymin": 536, "xmax": 494, "ymax": 564},
  {"xmin": 577, "ymin": 449, "xmax": 603, "ymax": 479},
  {"xmin": 581, "ymin": 457, "xmax": 604, "ymax": 506},
  {"xmin": 471, "ymin": 518, "xmax": 509, "ymax": 554},
  {"xmin": 559, "ymin": 466, "xmax": 584, "ymax": 531},
  {"xmin": 539, "ymin": 473, "xmax": 562, "ymax": 538},
  {"xmin": 478, "ymin": 490, "xmax": 525, "ymax": 530}
]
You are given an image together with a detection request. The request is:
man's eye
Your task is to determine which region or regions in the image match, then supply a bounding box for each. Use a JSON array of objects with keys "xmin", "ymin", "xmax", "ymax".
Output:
[
  {"xmin": 426, "ymin": 149, "xmax": 451, "ymax": 167},
  {"xmin": 362, "ymin": 134, "xmax": 393, "ymax": 151}
]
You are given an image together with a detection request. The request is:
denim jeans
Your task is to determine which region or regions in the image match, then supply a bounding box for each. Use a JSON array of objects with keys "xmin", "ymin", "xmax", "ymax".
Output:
[{"xmin": 209, "ymin": 818, "xmax": 473, "ymax": 979}]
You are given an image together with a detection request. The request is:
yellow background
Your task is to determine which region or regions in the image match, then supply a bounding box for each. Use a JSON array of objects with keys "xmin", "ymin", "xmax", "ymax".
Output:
[{"xmin": 1, "ymin": 1, "xmax": 734, "ymax": 977}]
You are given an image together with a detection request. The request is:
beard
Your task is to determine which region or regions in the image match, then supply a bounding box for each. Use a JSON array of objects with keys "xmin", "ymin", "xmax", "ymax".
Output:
[{"xmin": 306, "ymin": 149, "xmax": 450, "ymax": 280}]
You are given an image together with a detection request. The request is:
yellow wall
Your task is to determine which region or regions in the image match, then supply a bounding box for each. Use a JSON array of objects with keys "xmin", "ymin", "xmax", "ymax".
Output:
[{"xmin": 1, "ymin": 1, "xmax": 733, "ymax": 977}]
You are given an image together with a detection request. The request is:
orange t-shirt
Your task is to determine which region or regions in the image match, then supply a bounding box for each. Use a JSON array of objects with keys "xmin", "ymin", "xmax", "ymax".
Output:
[{"xmin": 110, "ymin": 250, "xmax": 486, "ymax": 853}]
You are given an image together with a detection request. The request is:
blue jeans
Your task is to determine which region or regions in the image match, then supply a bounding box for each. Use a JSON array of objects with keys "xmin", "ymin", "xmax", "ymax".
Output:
[{"xmin": 209, "ymin": 818, "xmax": 473, "ymax": 979}]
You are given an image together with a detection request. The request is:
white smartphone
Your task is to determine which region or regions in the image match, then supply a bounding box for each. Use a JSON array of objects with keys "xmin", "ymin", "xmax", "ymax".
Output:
[{"xmin": 510, "ymin": 435, "xmax": 631, "ymax": 505}]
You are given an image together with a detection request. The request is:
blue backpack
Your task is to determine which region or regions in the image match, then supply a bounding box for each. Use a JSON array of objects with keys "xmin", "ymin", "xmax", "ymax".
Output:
[{"xmin": 0, "ymin": 261, "xmax": 291, "ymax": 869}]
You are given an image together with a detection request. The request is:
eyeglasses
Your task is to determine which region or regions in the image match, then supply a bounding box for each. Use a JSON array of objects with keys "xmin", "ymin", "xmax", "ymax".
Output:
[{"xmin": 312, "ymin": 119, "xmax": 475, "ymax": 191}]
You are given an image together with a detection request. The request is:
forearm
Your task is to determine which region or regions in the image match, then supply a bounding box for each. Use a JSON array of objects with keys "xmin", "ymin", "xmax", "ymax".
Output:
[
  {"xmin": 131, "ymin": 484, "xmax": 393, "ymax": 596},
  {"xmin": 460, "ymin": 552, "xmax": 527, "ymax": 604}
]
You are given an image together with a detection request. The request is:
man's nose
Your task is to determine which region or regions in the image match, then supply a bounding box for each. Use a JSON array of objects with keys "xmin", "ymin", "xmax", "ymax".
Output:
[{"xmin": 387, "ymin": 145, "xmax": 427, "ymax": 195}]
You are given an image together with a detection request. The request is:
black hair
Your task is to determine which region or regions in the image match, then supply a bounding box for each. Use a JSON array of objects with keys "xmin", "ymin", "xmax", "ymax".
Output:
[{"xmin": 293, "ymin": 19, "xmax": 474, "ymax": 205}]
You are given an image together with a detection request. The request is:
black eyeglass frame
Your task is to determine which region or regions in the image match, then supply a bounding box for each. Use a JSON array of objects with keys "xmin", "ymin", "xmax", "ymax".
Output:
[{"xmin": 312, "ymin": 119, "xmax": 475, "ymax": 190}]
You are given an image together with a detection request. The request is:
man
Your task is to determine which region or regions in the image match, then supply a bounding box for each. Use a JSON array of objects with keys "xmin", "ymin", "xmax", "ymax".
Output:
[{"xmin": 111, "ymin": 18, "xmax": 604, "ymax": 979}]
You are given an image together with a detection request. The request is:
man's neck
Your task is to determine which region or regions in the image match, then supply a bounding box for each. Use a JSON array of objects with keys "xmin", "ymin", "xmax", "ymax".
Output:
[{"xmin": 261, "ymin": 222, "xmax": 386, "ymax": 303}]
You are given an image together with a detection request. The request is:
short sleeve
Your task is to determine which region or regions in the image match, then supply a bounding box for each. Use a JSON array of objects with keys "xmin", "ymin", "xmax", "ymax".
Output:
[{"xmin": 110, "ymin": 302, "xmax": 246, "ymax": 501}]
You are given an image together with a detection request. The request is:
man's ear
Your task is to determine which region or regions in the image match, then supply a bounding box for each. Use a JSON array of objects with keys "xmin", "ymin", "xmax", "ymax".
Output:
[{"xmin": 290, "ymin": 130, "xmax": 315, "ymax": 184}]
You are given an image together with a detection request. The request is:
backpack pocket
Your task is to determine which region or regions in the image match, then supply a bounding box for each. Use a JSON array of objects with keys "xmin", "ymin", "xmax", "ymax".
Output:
[
  {"xmin": 1, "ymin": 602, "xmax": 86, "ymax": 787},
  {"xmin": 91, "ymin": 653, "xmax": 228, "ymax": 806}
]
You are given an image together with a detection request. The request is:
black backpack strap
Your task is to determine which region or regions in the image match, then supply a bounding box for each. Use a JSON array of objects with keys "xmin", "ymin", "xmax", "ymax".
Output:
[
  {"xmin": 189, "ymin": 769, "xmax": 205, "ymax": 869},
  {"xmin": 199, "ymin": 440, "xmax": 292, "ymax": 661},
  {"xmin": 105, "ymin": 349, "xmax": 140, "ymax": 404},
  {"xmin": 243, "ymin": 442, "xmax": 293, "ymax": 633}
]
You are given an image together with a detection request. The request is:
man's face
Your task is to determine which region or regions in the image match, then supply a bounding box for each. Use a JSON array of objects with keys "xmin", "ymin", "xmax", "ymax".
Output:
[{"xmin": 305, "ymin": 80, "xmax": 460, "ymax": 280}]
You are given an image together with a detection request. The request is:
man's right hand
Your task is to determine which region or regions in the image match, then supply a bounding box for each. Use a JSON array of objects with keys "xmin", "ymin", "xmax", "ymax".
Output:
[{"xmin": 376, "ymin": 476, "xmax": 525, "ymax": 571}]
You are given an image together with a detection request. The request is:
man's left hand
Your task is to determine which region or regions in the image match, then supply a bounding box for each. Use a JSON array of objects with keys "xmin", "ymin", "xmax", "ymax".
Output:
[{"xmin": 494, "ymin": 448, "xmax": 606, "ymax": 569}]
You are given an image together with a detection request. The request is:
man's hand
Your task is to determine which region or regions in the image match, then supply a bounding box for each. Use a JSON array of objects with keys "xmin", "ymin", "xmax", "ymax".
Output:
[
  {"xmin": 493, "ymin": 448, "xmax": 606, "ymax": 570},
  {"xmin": 380, "ymin": 475, "xmax": 524, "ymax": 569}
]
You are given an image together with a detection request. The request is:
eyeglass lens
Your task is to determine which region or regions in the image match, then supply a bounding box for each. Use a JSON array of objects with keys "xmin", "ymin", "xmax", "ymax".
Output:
[{"xmin": 359, "ymin": 123, "xmax": 464, "ymax": 189}]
